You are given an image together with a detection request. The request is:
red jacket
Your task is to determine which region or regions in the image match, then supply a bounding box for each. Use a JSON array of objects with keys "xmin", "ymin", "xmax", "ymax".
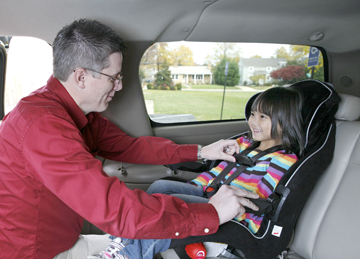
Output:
[{"xmin": 0, "ymin": 76, "xmax": 218, "ymax": 258}]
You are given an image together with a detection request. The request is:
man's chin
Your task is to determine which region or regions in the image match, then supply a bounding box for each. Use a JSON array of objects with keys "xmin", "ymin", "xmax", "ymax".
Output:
[{"xmin": 97, "ymin": 103, "xmax": 109, "ymax": 113}]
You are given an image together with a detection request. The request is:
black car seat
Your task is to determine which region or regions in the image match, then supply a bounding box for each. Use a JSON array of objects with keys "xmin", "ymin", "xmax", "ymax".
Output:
[{"xmin": 168, "ymin": 80, "xmax": 341, "ymax": 259}]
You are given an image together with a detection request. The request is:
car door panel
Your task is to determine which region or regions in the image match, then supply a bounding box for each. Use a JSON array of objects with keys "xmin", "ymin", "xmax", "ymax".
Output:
[{"xmin": 103, "ymin": 120, "xmax": 249, "ymax": 190}]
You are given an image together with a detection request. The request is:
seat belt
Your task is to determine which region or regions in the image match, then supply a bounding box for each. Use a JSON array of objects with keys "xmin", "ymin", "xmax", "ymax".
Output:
[
  {"xmin": 204, "ymin": 144, "xmax": 282, "ymax": 216},
  {"xmin": 203, "ymin": 144, "xmax": 258, "ymax": 198}
]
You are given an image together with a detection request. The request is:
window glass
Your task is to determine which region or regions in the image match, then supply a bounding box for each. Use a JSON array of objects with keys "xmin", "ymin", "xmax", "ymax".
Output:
[
  {"xmin": 139, "ymin": 41, "xmax": 324, "ymax": 123},
  {"xmin": 139, "ymin": 42, "xmax": 325, "ymax": 124},
  {"xmin": 3, "ymin": 36, "xmax": 53, "ymax": 115}
]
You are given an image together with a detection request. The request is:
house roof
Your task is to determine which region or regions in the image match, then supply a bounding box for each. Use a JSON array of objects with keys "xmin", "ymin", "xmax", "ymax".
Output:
[
  {"xmin": 239, "ymin": 58, "xmax": 287, "ymax": 67},
  {"xmin": 169, "ymin": 66, "xmax": 212, "ymax": 75}
]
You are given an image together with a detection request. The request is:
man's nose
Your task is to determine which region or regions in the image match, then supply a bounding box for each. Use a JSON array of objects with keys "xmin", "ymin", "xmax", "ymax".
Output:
[{"xmin": 114, "ymin": 81, "xmax": 123, "ymax": 91}]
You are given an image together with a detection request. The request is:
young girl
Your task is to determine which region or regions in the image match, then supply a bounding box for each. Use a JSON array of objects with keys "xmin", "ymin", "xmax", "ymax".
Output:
[{"xmin": 88, "ymin": 86, "xmax": 304, "ymax": 259}]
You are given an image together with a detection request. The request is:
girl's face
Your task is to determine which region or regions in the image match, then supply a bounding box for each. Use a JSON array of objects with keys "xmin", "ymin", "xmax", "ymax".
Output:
[{"xmin": 248, "ymin": 110, "xmax": 281, "ymax": 150}]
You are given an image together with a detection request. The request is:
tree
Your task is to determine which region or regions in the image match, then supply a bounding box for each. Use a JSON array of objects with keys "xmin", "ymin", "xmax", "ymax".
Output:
[
  {"xmin": 214, "ymin": 58, "xmax": 240, "ymax": 86},
  {"xmin": 272, "ymin": 45, "xmax": 324, "ymax": 82},
  {"xmin": 140, "ymin": 43, "xmax": 173, "ymax": 72},
  {"xmin": 309, "ymin": 66, "xmax": 324, "ymax": 81},
  {"xmin": 154, "ymin": 64, "xmax": 173, "ymax": 89},
  {"xmin": 289, "ymin": 45, "xmax": 324, "ymax": 80},
  {"xmin": 270, "ymin": 65, "xmax": 306, "ymax": 85},
  {"xmin": 138, "ymin": 69, "xmax": 146, "ymax": 83},
  {"xmin": 156, "ymin": 43, "xmax": 173, "ymax": 70},
  {"xmin": 289, "ymin": 45, "xmax": 309, "ymax": 61},
  {"xmin": 172, "ymin": 45, "xmax": 195, "ymax": 66},
  {"xmin": 273, "ymin": 46, "xmax": 290, "ymax": 60},
  {"xmin": 204, "ymin": 43, "xmax": 240, "ymax": 65}
]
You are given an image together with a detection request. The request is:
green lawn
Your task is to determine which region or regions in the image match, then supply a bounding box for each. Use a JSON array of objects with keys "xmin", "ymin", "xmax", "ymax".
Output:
[
  {"xmin": 143, "ymin": 89, "xmax": 258, "ymax": 121},
  {"xmin": 187, "ymin": 84, "xmax": 272, "ymax": 91},
  {"xmin": 188, "ymin": 84, "xmax": 236, "ymax": 90}
]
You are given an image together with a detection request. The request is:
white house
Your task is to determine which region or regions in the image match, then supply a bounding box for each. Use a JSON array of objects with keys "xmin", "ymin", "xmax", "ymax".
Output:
[
  {"xmin": 239, "ymin": 58, "xmax": 287, "ymax": 85},
  {"xmin": 169, "ymin": 65, "xmax": 212, "ymax": 85}
]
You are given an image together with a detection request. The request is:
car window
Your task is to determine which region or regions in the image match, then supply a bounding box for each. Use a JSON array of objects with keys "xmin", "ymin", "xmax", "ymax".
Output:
[
  {"xmin": 139, "ymin": 42, "xmax": 324, "ymax": 124},
  {"xmin": 1, "ymin": 36, "xmax": 53, "ymax": 116}
]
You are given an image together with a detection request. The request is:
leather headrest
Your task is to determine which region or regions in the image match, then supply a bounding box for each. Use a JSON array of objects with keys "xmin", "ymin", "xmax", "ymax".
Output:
[{"xmin": 335, "ymin": 93, "xmax": 360, "ymax": 121}]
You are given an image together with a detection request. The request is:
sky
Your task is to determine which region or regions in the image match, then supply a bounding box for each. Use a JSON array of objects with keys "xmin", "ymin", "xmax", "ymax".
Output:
[{"xmin": 168, "ymin": 41, "xmax": 290, "ymax": 65}]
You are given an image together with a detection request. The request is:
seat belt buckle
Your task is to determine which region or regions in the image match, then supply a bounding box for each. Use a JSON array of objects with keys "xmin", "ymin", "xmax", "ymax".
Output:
[
  {"xmin": 267, "ymin": 193, "xmax": 280, "ymax": 203},
  {"xmin": 204, "ymin": 184, "xmax": 219, "ymax": 198},
  {"xmin": 234, "ymin": 154, "xmax": 255, "ymax": 167},
  {"xmin": 267, "ymin": 185, "xmax": 291, "ymax": 222}
]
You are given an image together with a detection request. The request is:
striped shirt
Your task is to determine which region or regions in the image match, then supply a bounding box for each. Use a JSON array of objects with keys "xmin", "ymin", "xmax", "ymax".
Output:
[{"xmin": 190, "ymin": 136, "xmax": 298, "ymax": 234}]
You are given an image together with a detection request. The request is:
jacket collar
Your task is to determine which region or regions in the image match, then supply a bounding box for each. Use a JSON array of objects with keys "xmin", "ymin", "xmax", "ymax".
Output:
[{"xmin": 46, "ymin": 75, "xmax": 93, "ymax": 130}]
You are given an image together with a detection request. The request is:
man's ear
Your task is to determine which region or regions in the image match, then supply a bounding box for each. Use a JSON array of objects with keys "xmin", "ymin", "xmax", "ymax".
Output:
[{"xmin": 73, "ymin": 68, "xmax": 87, "ymax": 89}]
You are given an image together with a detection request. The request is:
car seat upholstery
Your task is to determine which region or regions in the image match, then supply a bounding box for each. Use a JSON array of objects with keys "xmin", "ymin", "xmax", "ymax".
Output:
[{"xmin": 286, "ymin": 93, "xmax": 360, "ymax": 259}]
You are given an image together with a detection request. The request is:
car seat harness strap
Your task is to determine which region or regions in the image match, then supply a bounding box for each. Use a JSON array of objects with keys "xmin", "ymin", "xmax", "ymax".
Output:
[{"xmin": 204, "ymin": 145, "xmax": 282, "ymax": 216}]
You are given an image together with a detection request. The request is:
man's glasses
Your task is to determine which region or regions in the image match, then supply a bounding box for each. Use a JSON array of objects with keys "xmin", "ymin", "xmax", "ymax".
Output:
[{"xmin": 84, "ymin": 68, "xmax": 123, "ymax": 85}]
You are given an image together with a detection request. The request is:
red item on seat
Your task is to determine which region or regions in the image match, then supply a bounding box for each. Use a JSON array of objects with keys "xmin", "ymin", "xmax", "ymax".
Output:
[{"xmin": 185, "ymin": 242, "xmax": 207, "ymax": 259}]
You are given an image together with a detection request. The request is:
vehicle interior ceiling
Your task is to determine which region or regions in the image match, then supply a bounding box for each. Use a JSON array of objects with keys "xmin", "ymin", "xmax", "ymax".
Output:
[{"xmin": 2, "ymin": 0, "xmax": 360, "ymax": 143}]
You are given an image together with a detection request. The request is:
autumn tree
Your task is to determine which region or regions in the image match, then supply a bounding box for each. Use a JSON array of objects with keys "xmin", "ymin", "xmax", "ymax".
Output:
[
  {"xmin": 289, "ymin": 45, "xmax": 309, "ymax": 61},
  {"xmin": 271, "ymin": 45, "xmax": 324, "ymax": 82},
  {"xmin": 273, "ymin": 46, "xmax": 291, "ymax": 60},
  {"xmin": 140, "ymin": 43, "xmax": 173, "ymax": 72},
  {"xmin": 270, "ymin": 65, "xmax": 306, "ymax": 85},
  {"xmin": 204, "ymin": 43, "xmax": 240, "ymax": 65},
  {"xmin": 291, "ymin": 46, "xmax": 324, "ymax": 81},
  {"xmin": 172, "ymin": 45, "xmax": 195, "ymax": 66}
]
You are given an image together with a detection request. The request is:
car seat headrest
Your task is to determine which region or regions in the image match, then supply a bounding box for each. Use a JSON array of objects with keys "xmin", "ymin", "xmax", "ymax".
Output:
[
  {"xmin": 244, "ymin": 80, "xmax": 341, "ymax": 152},
  {"xmin": 334, "ymin": 93, "xmax": 360, "ymax": 121}
]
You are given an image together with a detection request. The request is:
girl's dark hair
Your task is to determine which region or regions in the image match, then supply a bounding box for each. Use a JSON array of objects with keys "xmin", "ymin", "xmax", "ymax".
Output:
[{"xmin": 249, "ymin": 87, "xmax": 304, "ymax": 157}]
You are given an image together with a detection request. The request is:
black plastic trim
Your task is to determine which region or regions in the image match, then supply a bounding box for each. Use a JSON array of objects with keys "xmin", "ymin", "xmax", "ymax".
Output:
[{"xmin": 0, "ymin": 44, "xmax": 7, "ymax": 120}]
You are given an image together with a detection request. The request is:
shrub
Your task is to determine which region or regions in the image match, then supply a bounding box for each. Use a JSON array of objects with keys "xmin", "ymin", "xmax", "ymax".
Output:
[
  {"xmin": 158, "ymin": 84, "xmax": 170, "ymax": 90},
  {"xmin": 147, "ymin": 83, "xmax": 153, "ymax": 89},
  {"xmin": 175, "ymin": 83, "xmax": 182, "ymax": 90}
]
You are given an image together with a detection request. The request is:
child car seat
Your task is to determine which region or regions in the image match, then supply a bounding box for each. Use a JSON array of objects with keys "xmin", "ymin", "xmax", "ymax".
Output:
[{"xmin": 169, "ymin": 80, "xmax": 341, "ymax": 259}]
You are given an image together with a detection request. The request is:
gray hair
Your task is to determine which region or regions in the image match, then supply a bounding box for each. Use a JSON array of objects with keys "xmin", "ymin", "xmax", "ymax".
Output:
[{"xmin": 53, "ymin": 19, "xmax": 127, "ymax": 81}]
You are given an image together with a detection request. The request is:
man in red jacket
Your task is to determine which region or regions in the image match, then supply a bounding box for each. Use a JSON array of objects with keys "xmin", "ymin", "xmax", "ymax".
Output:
[{"xmin": 0, "ymin": 19, "xmax": 258, "ymax": 258}]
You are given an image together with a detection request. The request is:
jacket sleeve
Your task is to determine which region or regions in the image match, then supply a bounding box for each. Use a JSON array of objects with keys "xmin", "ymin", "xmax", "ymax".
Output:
[
  {"xmin": 93, "ymin": 113, "xmax": 198, "ymax": 165},
  {"xmin": 22, "ymin": 113, "xmax": 219, "ymax": 239}
]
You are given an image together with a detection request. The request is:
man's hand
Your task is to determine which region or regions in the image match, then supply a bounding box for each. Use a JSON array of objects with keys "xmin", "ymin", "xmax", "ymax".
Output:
[
  {"xmin": 208, "ymin": 185, "xmax": 259, "ymax": 225},
  {"xmin": 201, "ymin": 139, "xmax": 240, "ymax": 162}
]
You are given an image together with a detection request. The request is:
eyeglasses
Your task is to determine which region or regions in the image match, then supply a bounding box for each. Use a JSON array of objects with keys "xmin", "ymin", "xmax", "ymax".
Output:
[{"xmin": 84, "ymin": 68, "xmax": 123, "ymax": 84}]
